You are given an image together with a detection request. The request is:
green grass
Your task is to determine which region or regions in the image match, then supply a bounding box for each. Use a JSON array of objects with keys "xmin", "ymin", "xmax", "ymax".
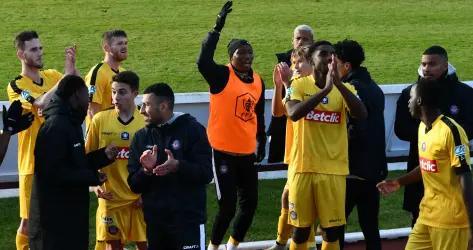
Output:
[
  {"xmin": 0, "ymin": 171, "xmax": 409, "ymax": 250},
  {"xmin": 1, "ymin": 0, "xmax": 473, "ymax": 100}
]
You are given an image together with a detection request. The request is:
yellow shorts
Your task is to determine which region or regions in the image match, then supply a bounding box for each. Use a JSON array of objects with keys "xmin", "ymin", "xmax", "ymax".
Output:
[
  {"xmin": 19, "ymin": 174, "xmax": 33, "ymax": 219},
  {"xmin": 288, "ymin": 173, "xmax": 346, "ymax": 228},
  {"xmin": 405, "ymin": 222, "xmax": 469, "ymax": 250},
  {"xmin": 96, "ymin": 204, "xmax": 147, "ymax": 243}
]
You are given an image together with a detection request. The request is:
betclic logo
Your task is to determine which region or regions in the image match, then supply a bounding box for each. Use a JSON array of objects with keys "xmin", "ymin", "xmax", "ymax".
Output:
[
  {"xmin": 419, "ymin": 157, "xmax": 438, "ymax": 173},
  {"xmin": 116, "ymin": 147, "xmax": 130, "ymax": 160},
  {"xmin": 304, "ymin": 110, "xmax": 341, "ymax": 124}
]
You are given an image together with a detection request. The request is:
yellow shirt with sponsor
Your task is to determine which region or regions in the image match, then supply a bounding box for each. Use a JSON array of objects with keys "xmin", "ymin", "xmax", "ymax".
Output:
[
  {"xmin": 85, "ymin": 108, "xmax": 145, "ymax": 210},
  {"xmin": 417, "ymin": 115, "xmax": 471, "ymax": 228},
  {"xmin": 7, "ymin": 70, "xmax": 63, "ymax": 175},
  {"xmin": 84, "ymin": 62, "xmax": 125, "ymax": 125},
  {"xmin": 288, "ymin": 75, "xmax": 356, "ymax": 175}
]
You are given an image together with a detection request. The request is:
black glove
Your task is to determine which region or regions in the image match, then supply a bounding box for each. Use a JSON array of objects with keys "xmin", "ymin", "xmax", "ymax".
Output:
[
  {"xmin": 2, "ymin": 100, "xmax": 34, "ymax": 135},
  {"xmin": 213, "ymin": 1, "xmax": 233, "ymax": 32},
  {"xmin": 255, "ymin": 136, "xmax": 266, "ymax": 163}
]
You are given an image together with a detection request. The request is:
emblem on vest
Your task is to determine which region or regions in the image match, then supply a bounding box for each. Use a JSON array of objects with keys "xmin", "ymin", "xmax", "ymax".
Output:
[
  {"xmin": 235, "ymin": 93, "xmax": 256, "ymax": 122},
  {"xmin": 449, "ymin": 105, "xmax": 459, "ymax": 115}
]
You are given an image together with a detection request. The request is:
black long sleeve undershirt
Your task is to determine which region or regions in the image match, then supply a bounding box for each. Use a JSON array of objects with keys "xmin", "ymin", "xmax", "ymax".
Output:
[{"xmin": 197, "ymin": 31, "xmax": 266, "ymax": 145}]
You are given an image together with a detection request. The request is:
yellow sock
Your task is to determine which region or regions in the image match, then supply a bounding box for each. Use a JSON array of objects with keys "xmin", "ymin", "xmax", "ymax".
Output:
[
  {"xmin": 94, "ymin": 241, "xmax": 106, "ymax": 250},
  {"xmin": 290, "ymin": 240, "xmax": 307, "ymax": 250},
  {"xmin": 276, "ymin": 208, "xmax": 292, "ymax": 245},
  {"xmin": 16, "ymin": 231, "xmax": 28, "ymax": 250},
  {"xmin": 307, "ymin": 226, "xmax": 316, "ymax": 247},
  {"xmin": 321, "ymin": 240, "xmax": 339, "ymax": 250},
  {"xmin": 226, "ymin": 236, "xmax": 239, "ymax": 250}
]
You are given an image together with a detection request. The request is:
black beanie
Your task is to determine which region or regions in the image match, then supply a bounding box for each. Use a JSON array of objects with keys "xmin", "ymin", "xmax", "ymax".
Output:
[{"xmin": 227, "ymin": 39, "xmax": 251, "ymax": 57}]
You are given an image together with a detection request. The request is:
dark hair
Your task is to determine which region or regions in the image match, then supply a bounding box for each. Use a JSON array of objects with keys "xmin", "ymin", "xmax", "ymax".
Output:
[
  {"xmin": 14, "ymin": 31, "xmax": 39, "ymax": 50},
  {"xmin": 227, "ymin": 39, "xmax": 252, "ymax": 57},
  {"xmin": 102, "ymin": 29, "xmax": 127, "ymax": 45},
  {"xmin": 56, "ymin": 75, "xmax": 86, "ymax": 100},
  {"xmin": 307, "ymin": 40, "xmax": 332, "ymax": 57},
  {"xmin": 112, "ymin": 71, "xmax": 139, "ymax": 91},
  {"xmin": 334, "ymin": 39, "xmax": 365, "ymax": 69},
  {"xmin": 423, "ymin": 45, "xmax": 448, "ymax": 61},
  {"xmin": 415, "ymin": 78, "xmax": 442, "ymax": 108},
  {"xmin": 143, "ymin": 83, "xmax": 175, "ymax": 109}
]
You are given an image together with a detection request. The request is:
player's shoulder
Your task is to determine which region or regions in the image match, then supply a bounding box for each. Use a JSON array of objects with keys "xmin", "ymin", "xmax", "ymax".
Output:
[
  {"xmin": 85, "ymin": 62, "xmax": 107, "ymax": 78},
  {"xmin": 93, "ymin": 107, "xmax": 115, "ymax": 121},
  {"xmin": 41, "ymin": 69, "xmax": 62, "ymax": 77},
  {"xmin": 292, "ymin": 75, "xmax": 314, "ymax": 89}
]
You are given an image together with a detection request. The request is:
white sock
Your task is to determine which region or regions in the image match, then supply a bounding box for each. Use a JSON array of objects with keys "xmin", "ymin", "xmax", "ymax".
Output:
[
  {"xmin": 207, "ymin": 243, "xmax": 219, "ymax": 250},
  {"xmin": 226, "ymin": 242, "xmax": 238, "ymax": 250}
]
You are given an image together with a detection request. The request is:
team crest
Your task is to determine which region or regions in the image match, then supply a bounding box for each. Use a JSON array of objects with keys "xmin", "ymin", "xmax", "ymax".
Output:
[
  {"xmin": 121, "ymin": 132, "xmax": 130, "ymax": 140},
  {"xmin": 322, "ymin": 96, "xmax": 329, "ymax": 104},
  {"xmin": 172, "ymin": 139, "xmax": 181, "ymax": 150},
  {"xmin": 288, "ymin": 202, "xmax": 295, "ymax": 210},
  {"xmin": 21, "ymin": 90, "xmax": 32, "ymax": 102},
  {"xmin": 455, "ymin": 145, "xmax": 466, "ymax": 157},
  {"xmin": 421, "ymin": 142, "xmax": 426, "ymax": 152},
  {"xmin": 88, "ymin": 85, "xmax": 96, "ymax": 95},
  {"xmin": 235, "ymin": 93, "xmax": 256, "ymax": 122},
  {"xmin": 290, "ymin": 211, "xmax": 297, "ymax": 220},
  {"xmin": 108, "ymin": 225, "xmax": 119, "ymax": 235},
  {"xmin": 101, "ymin": 216, "xmax": 113, "ymax": 225},
  {"xmin": 450, "ymin": 105, "xmax": 459, "ymax": 115}
]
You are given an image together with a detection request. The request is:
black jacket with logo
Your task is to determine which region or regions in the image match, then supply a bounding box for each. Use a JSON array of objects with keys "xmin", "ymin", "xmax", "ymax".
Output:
[
  {"xmin": 29, "ymin": 95, "xmax": 112, "ymax": 250},
  {"xmin": 346, "ymin": 67, "xmax": 388, "ymax": 182},
  {"xmin": 127, "ymin": 113, "xmax": 212, "ymax": 225},
  {"xmin": 395, "ymin": 72, "xmax": 473, "ymax": 212}
]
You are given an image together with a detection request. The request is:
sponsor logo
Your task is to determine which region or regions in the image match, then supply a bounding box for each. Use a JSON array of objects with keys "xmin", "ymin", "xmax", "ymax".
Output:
[
  {"xmin": 21, "ymin": 90, "xmax": 32, "ymax": 101},
  {"xmin": 120, "ymin": 132, "xmax": 129, "ymax": 140},
  {"xmin": 290, "ymin": 211, "xmax": 297, "ymax": 220},
  {"xmin": 450, "ymin": 105, "xmax": 459, "ymax": 115},
  {"xmin": 73, "ymin": 142, "xmax": 81, "ymax": 148},
  {"xmin": 321, "ymin": 96, "xmax": 329, "ymax": 104},
  {"xmin": 108, "ymin": 225, "xmax": 119, "ymax": 235},
  {"xmin": 171, "ymin": 139, "xmax": 181, "ymax": 150},
  {"xmin": 288, "ymin": 202, "xmax": 295, "ymax": 210},
  {"xmin": 116, "ymin": 147, "xmax": 130, "ymax": 160},
  {"xmin": 182, "ymin": 245, "xmax": 200, "ymax": 249},
  {"xmin": 101, "ymin": 216, "xmax": 113, "ymax": 225},
  {"xmin": 455, "ymin": 145, "xmax": 466, "ymax": 157},
  {"xmin": 88, "ymin": 85, "xmax": 96, "ymax": 95},
  {"xmin": 145, "ymin": 145, "xmax": 154, "ymax": 149},
  {"xmin": 220, "ymin": 165, "xmax": 228, "ymax": 174},
  {"xmin": 101, "ymin": 132, "xmax": 113, "ymax": 136},
  {"xmin": 419, "ymin": 157, "xmax": 438, "ymax": 173},
  {"xmin": 235, "ymin": 93, "xmax": 256, "ymax": 122},
  {"xmin": 304, "ymin": 110, "xmax": 341, "ymax": 124},
  {"xmin": 421, "ymin": 142, "xmax": 426, "ymax": 152},
  {"xmin": 329, "ymin": 218, "xmax": 342, "ymax": 223}
]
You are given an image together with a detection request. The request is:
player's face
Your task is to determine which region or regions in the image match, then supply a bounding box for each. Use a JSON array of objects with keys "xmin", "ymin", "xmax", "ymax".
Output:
[
  {"xmin": 292, "ymin": 56, "xmax": 312, "ymax": 78},
  {"xmin": 19, "ymin": 38, "xmax": 44, "ymax": 69},
  {"xmin": 112, "ymin": 82, "xmax": 137, "ymax": 111},
  {"xmin": 421, "ymin": 54, "xmax": 447, "ymax": 80},
  {"xmin": 408, "ymin": 85, "xmax": 421, "ymax": 118},
  {"xmin": 141, "ymin": 93, "xmax": 166, "ymax": 125},
  {"xmin": 335, "ymin": 56, "xmax": 350, "ymax": 79},
  {"xmin": 108, "ymin": 36, "xmax": 128, "ymax": 62},
  {"xmin": 312, "ymin": 45, "xmax": 334, "ymax": 75},
  {"xmin": 292, "ymin": 30, "xmax": 313, "ymax": 50},
  {"xmin": 230, "ymin": 45, "xmax": 253, "ymax": 73}
]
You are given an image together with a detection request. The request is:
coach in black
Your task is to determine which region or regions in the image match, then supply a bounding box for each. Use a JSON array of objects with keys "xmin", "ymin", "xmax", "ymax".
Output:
[
  {"xmin": 333, "ymin": 40, "xmax": 387, "ymax": 250},
  {"xmin": 395, "ymin": 45, "xmax": 473, "ymax": 226},
  {"xmin": 127, "ymin": 83, "xmax": 213, "ymax": 249}
]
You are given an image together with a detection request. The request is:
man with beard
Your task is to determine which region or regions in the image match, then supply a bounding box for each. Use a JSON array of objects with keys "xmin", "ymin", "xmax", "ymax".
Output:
[
  {"xmin": 394, "ymin": 46, "xmax": 473, "ymax": 226},
  {"xmin": 197, "ymin": 1, "xmax": 266, "ymax": 249},
  {"xmin": 29, "ymin": 75, "xmax": 118, "ymax": 250},
  {"xmin": 7, "ymin": 30, "xmax": 76, "ymax": 250},
  {"xmin": 85, "ymin": 29, "xmax": 128, "ymax": 125},
  {"xmin": 127, "ymin": 83, "xmax": 213, "ymax": 249},
  {"xmin": 378, "ymin": 78, "xmax": 473, "ymax": 250},
  {"xmin": 285, "ymin": 42, "xmax": 367, "ymax": 250}
]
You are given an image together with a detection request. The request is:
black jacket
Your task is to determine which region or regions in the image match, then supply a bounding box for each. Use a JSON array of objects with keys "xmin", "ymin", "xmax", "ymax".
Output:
[
  {"xmin": 127, "ymin": 113, "xmax": 212, "ymax": 225},
  {"xmin": 395, "ymin": 72, "xmax": 473, "ymax": 212},
  {"xmin": 346, "ymin": 67, "xmax": 388, "ymax": 182},
  {"xmin": 29, "ymin": 95, "xmax": 112, "ymax": 250}
]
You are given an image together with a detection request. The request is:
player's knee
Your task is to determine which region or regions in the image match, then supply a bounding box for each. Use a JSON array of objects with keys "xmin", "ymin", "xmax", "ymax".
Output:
[
  {"xmin": 292, "ymin": 227, "xmax": 311, "ymax": 244},
  {"xmin": 321, "ymin": 225, "xmax": 344, "ymax": 242}
]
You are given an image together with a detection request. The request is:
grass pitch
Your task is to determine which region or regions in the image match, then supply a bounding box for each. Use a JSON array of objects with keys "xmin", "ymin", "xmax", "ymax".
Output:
[{"xmin": 1, "ymin": 0, "xmax": 473, "ymax": 100}]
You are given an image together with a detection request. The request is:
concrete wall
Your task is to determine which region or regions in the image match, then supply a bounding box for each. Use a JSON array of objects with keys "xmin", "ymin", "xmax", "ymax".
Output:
[{"xmin": 1, "ymin": 82, "xmax": 472, "ymax": 181}]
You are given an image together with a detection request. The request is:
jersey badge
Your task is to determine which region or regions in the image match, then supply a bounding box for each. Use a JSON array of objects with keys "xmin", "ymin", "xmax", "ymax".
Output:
[
  {"xmin": 290, "ymin": 211, "xmax": 297, "ymax": 220},
  {"xmin": 322, "ymin": 96, "xmax": 329, "ymax": 104},
  {"xmin": 449, "ymin": 105, "xmax": 459, "ymax": 115},
  {"xmin": 121, "ymin": 132, "xmax": 130, "ymax": 140},
  {"xmin": 171, "ymin": 139, "xmax": 181, "ymax": 150},
  {"xmin": 108, "ymin": 225, "xmax": 119, "ymax": 235},
  {"xmin": 421, "ymin": 142, "xmax": 426, "ymax": 152},
  {"xmin": 220, "ymin": 164, "xmax": 228, "ymax": 174},
  {"xmin": 88, "ymin": 85, "xmax": 96, "ymax": 95},
  {"xmin": 455, "ymin": 144, "xmax": 466, "ymax": 157}
]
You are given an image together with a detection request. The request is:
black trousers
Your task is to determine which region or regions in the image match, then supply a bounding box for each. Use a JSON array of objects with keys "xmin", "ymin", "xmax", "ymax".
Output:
[
  {"xmin": 146, "ymin": 220, "xmax": 205, "ymax": 250},
  {"xmin": 210, "ymin": 150, "xmax": 258, "ymax": 245},
  {"xmin": 340, "ymin": 178, "xmax": 382, "ymax": 250}
]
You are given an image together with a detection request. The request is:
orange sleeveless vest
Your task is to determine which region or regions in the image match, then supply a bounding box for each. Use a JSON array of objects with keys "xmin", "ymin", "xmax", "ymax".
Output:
[{"xmin": 207, "ymin": 65, "xmax": 263, "ymax": 154}]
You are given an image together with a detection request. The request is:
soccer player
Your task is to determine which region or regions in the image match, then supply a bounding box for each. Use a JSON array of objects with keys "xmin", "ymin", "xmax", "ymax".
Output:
[
  {"xmin": 85, "ymin": 29, "xmax": 128, "ymax": 124},
  {"xmin": 377, "ymin": 78, "xmax": 473, "ymax": 250},
  {"xmin": 333, "ymin": 40, "xmax": 387, "ymax": 250},
  {"xmin": 268, "ymin": 24, "xmax": 315, "ymax": 163},
  {"xmin": 85, "ymin": 71, "xmax": 147, "ymax": 250},
  {"xmin": 394, "ymin": 46, "xmax": 473, "ymax": 226},
  {"xmin": 285, "ymin": 41, "xmax": 367, "ymax": 250},
  {"xmin": 267, "ymin": 47, "xmax": 317, "ymax": 250},
  {"xmin": 197, "ymin": 1, "xmax": 266, "ymax": 249},
  {"xmin": 127, "ymin": 83, "xmax": 213, "ymax": 249},
  {"xmin": 0, "ymin": 101, "xmax": 33, "ymax": 165},
  {"xmin": 7, "ymin": 30, "xmax": 75, "ymax": 250},
  {"xmin": 29, "ymin": 75, "xmax": 118, "ymax": 250}
]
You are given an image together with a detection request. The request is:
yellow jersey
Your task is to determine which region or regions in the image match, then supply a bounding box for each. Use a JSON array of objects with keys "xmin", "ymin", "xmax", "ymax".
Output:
[
  {"xmin": 84, "ymin": 62, "xmax": 125, "ymax": 125},
  {"xmin": 417, "ymin": 115, "xmax": 471, "ymax": 229},
  {"xmin": 7, "ymin": 70, "xmax": 63, "ymax": 175},
  {"xmin": 288, "ymin": 75, "xmax": 356, "ymax": 175},
  {"xmin": 85, "ymin": 108, "xmax": 145, "ymax": 210}
]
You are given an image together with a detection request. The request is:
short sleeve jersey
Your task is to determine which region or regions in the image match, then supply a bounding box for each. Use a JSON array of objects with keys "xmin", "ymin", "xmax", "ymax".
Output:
[
  {"xmin": 288, "ymin": 75, "xmax": 357, "ymax": 175},
  {"xmin": 417, "ymin": 115, "xmax": 471, "ymax": 228},
  {"xmin": 85, "ymin": 108, "xmax": 145, "ymax": 210},
  {"xmin": 7, "ymin": 69, "xmax": 63, "ymax": 175}
]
